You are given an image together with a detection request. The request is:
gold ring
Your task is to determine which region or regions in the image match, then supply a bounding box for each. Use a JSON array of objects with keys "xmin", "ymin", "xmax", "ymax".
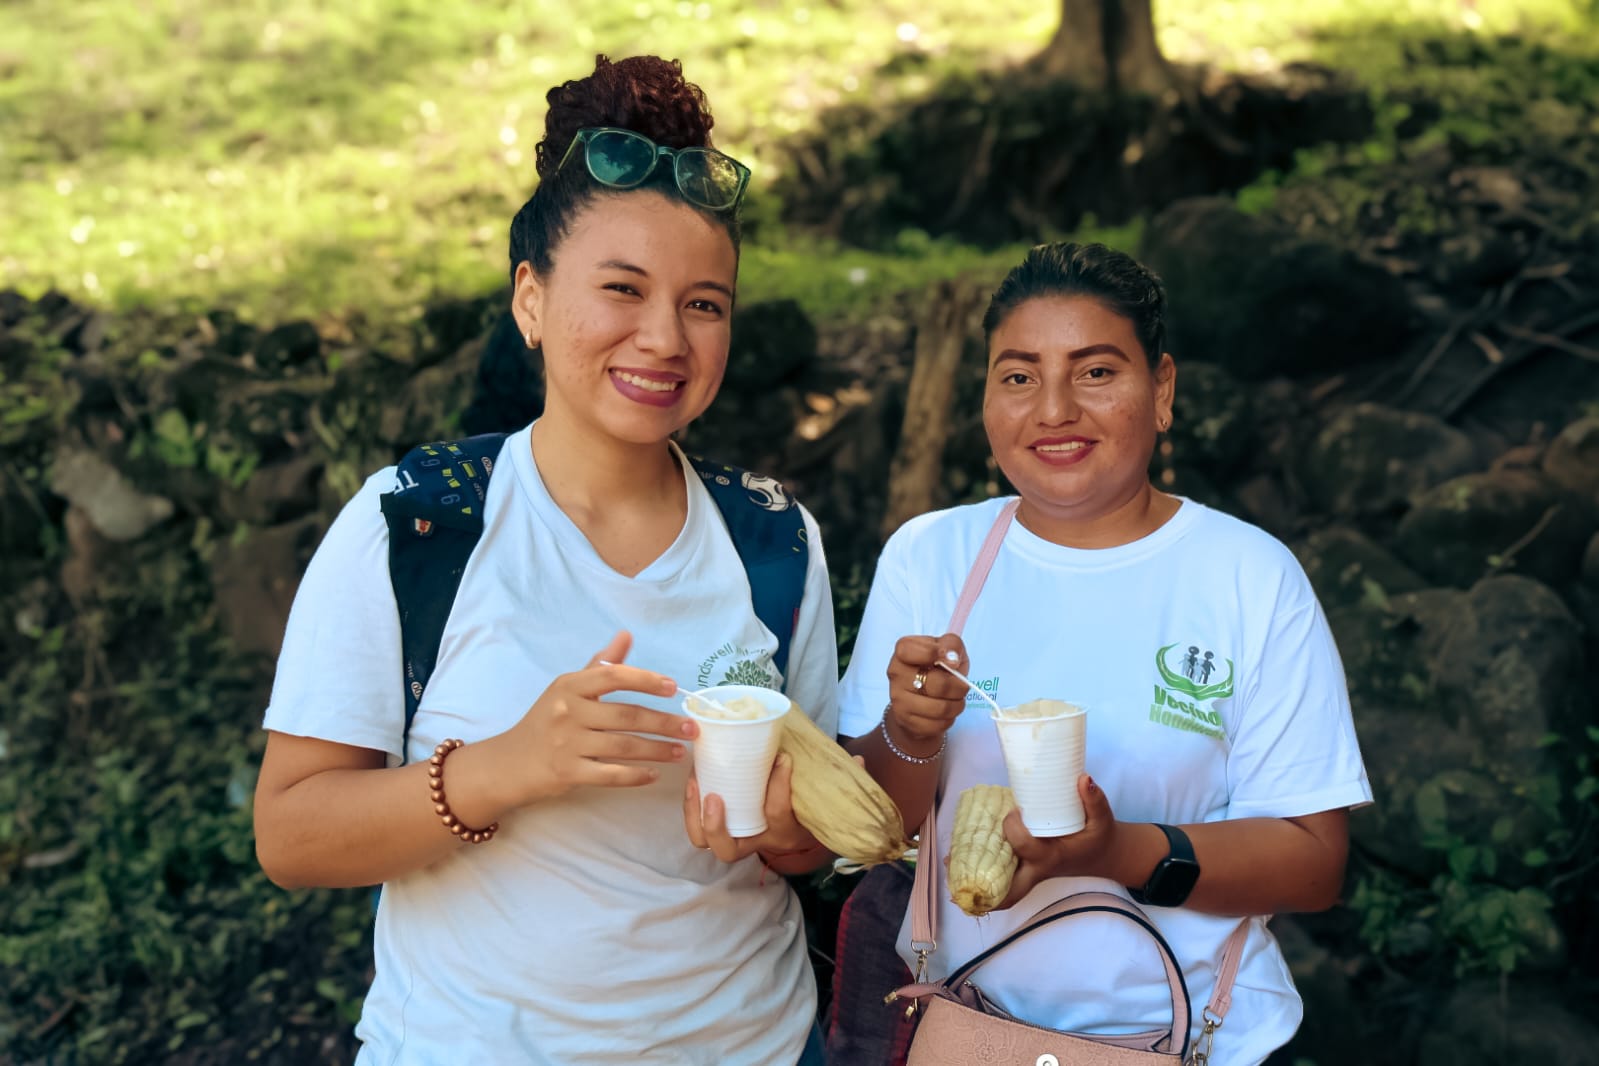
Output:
[{"xmin": 912, "ymin": 671, "xmax": 927, "ymax": 692}]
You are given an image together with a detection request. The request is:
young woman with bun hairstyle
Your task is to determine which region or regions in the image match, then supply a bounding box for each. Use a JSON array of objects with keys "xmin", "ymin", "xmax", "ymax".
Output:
[{"xmin": 254, "ymin": 55, "xmax": 837, "ymax": 1065}]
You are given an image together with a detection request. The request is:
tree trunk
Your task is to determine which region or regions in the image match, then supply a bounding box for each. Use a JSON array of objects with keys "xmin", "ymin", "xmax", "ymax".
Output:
[
  {"xmin": 1038, "ymin": 0, "xmax": 1110, "ymax": 89},
  {"xmin": 1036, "ymin": 0, "xmax": 1173, "ymax": 96},
  {"xmin": 1107, "ymin": 0, "xmax": 1173, "ymax": 96},
  {"xmin": 880, "ymin": 282, "xmax": 987, "ymax": 542}
]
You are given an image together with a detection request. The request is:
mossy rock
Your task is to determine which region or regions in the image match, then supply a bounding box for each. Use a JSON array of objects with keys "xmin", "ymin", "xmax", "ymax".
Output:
[
  {"xmin": 252, "ymin": 320, "xmax": 322, "ymax": 373},
  {"xmin": 1419, "ymin": 980, "xmax": 1599, "ymax": 1066},
  {"xmin": 1325, "ymin": 591, "xmax": 1449, "ymax": 711},
  {"xmin": 1295, "ymin": 403, "xmax": 1479, "ymax": 517},
  {"xmin": 1141, "ymin": 199, "xmax": 1415, "ymax": 380},
  {"xmin": 1296, "ymin": 526, "xmax": 1429, "ymax": 609},
  {"xmin": 1423, "ymin": 575, "xmax": 1586, "ymax": 775},
  {"xmin": 1167, "ymin": 360, "xmax": 1256, "ymax": 476},
  {"xmin": 1542, "ymin": 416, "xmax": 1599, "ymax": 508},
  {"xmin": 1394, "ymin": 470, "xmax": 1596, "ymax": 588},
  {"xmin": 1336, "ymin": 577, "xmax": 1582, "ymax": 870}
]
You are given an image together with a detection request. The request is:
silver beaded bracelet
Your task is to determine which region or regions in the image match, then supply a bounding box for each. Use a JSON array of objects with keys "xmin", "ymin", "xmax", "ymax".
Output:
[{"xmin": 879, "ymin": 709, "xmax": 946, "ymax": 765}]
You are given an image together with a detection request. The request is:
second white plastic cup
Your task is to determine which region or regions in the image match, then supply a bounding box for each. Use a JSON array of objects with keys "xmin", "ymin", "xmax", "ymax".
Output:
[
  {"xmin": 991, "ymin": 699, "xmax": 1089, "ymax": 837},
  {"xmin": 683, "ymin": 684, "xmax": 790, "ymax": 838}
]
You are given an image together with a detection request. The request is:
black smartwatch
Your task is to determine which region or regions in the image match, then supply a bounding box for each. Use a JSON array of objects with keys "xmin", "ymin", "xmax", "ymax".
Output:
[{"xmin": 1128, "ymin": 823, "xmax": 1200, "ymax": 907}]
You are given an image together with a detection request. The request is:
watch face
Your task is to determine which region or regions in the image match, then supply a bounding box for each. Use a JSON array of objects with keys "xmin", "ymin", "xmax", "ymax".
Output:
[{"xmin": 1146, "ymin": 858, "xmax": 1201, "ymax": 907}]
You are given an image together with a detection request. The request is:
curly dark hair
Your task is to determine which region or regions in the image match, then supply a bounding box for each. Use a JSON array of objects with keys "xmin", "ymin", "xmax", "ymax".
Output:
[
  {"xmin": 508, "ymin": 54, "xmax": 737, "ymax": 281},
  {"xmin": 981, "ymin": 243, "xmax": 1167, "ymax": 367},
  {"xmin": 534, "ymin": 55, "xmax": 716, "ymax": 179}
]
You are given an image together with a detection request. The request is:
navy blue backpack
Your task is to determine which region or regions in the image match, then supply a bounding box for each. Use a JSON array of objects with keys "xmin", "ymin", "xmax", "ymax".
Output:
[{"xmin": 376, "ymin": 432, "xmax": 811, "ymax": 748}]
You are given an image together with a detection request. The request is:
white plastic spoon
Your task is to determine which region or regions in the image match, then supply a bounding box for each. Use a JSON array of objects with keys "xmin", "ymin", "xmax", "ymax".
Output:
[{"xmin": 935, "ymin": 659, "xmax": 1005, "ymax": 717}]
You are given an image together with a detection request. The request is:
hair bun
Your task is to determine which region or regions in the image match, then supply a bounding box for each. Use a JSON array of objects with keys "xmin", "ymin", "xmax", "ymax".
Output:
[{"xmin": 536, "ymin": 54, "xmax": 717, "ymax": 180}]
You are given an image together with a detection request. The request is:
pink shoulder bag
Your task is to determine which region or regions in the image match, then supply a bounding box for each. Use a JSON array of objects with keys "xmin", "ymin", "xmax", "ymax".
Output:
[{"xmin": 888, "ymin": 500, "xmax": 1251, "ymax": 1066}]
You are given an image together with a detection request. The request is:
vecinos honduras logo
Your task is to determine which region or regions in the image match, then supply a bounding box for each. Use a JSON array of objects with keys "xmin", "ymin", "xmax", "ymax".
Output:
[{"xmin": 1150, "ymin": 643, "xmax": 1233, "ymax": 739}]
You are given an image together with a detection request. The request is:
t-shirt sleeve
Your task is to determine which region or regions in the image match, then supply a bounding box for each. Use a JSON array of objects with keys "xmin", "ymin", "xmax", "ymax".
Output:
[
  {"xmin": 784, "ymin": 503, "xmax": 840, "ymax": 739},
  {"xmin": 836, "ymin": 528, "xmax": 919, "ymax": 741},
  {"xmin": 1225, "ymin": 567, "xmax": 1373, "ymax": 820},
  {"xmin": 263, "ymin": 468, "xmax": 407, "ymax": 761}
]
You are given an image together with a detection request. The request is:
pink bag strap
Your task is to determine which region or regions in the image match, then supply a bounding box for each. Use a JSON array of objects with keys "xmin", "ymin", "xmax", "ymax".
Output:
[
  {"xmin": 908, "ymin": 791, "xmax": 939, "ymax": 968},
  {"xmin": 945, "ymin": 890, "xmax": 1193, "ymax": 1052},
  {"xmin": 909, "ymin": 499, "xmax": 1017, "ymax": 965},
  {"xmin": 945, "ymin": 498, "xmax": 1018, "ymax": 637},
  {"xmin": 907, "ymin": 497, "xmax": 1253, "ymax": 1035},
  {"xmin": 1208, "ymin": 918, "xmax": 1250, "ymax": 1021}
]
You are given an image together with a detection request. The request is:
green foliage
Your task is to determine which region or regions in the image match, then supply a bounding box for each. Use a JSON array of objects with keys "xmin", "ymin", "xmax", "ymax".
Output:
[
  {"xmin": 0, "ymin": 511, "xmax": 373, "ymax": 1063},
  {"xmin": 1350, "ymin": 866, "xmax": 1561, "ymax": 978},
  {"xmin": 1237, "ymin": 21, "xmax": 1599, "ymax": 249},
  {"xmin": 829, "ymin": 561, "xmax": 873, "ymax": 674},
  {"xmin": 0, "ymin": 324, "xmax": 77, "ymax": 449},
  {"xmin": 5, "ymin": 0, "xmax": 1599, "ymax": 1060},
  {"xmin": 126, "ymin": 407, "xmax": 263, "ymax": 487},
  {"xmin": 0, "ymin": 0, "xmax": 1062, "ymax": 321},
  {"xmin": 740, "ymin": 233, "xmax": 1041, "ymax": 321},
  {"xmin": 146, "ymin": 408, "xmax": 202, "ymax": 468},
  {"xmin": 6, "ymin": 0, "xmax": 1590, "ymax": 321},
  {"xmin": 1349, "ymin": 732, "xmax": 1599, "ymax": 978}
]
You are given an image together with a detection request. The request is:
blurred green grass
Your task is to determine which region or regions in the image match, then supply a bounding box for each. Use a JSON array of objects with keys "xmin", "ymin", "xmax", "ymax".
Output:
[{"xmin": 1, "ymin": 0, "xmax": 1592, "ymax": 322}]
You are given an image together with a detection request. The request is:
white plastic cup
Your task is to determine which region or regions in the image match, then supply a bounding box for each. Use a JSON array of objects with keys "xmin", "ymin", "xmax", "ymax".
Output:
[
  {"xmin": 991, "ymin": 700, "xmax": 1089, "ymax": 837},
  {"xmin": 683, "ymin": 684, "xmax": 790, "ymax": 837}
]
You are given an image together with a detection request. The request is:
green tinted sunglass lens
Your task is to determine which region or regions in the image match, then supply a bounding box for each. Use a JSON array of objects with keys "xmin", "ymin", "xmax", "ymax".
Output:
[
  {"xmin": 587, "ymin": 131, "xmax": 656, "ymax": 186},
  {"xmin": 676, "ymin": 150, "xmax": 741, "ymax": 208}
]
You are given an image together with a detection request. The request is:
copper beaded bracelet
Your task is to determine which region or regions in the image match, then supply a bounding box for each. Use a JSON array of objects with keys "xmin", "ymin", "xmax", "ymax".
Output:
[{"xmin": 427, "ymin": 739, "xmax": 499, "ymax": 844}]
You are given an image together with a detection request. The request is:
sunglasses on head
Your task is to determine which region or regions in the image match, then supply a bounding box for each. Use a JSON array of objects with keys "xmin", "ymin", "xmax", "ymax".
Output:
[{"xmin": 555, "ymin": 127, "xmax": 751, "ymax": 212}]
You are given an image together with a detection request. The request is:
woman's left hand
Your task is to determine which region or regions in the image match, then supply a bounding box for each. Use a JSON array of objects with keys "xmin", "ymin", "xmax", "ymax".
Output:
[
  {"xmin": 683, "ymin": 753, "xmax": 820, "ymax": 863},
  {"xmin": 996, "ymin": 774, "xmax": 1121, "ymax": 910}
]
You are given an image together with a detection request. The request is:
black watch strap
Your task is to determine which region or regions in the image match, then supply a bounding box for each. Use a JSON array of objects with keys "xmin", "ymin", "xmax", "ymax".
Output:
[
  {"xmin": 1154, "ymin": 822, "xmax": 1196, "ymax": 863},
  {"xmin": 1128, "ymin": 823, "xmax": 1200, "ymax": 907}
]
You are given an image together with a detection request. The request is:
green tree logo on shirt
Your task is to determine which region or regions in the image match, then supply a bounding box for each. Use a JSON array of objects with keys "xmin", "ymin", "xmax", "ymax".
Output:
[
  {"xmin": 698, "ymin": 642, "xmax": 782, "ymax": 689},
  {"xmin": 723, "ymin": 658, "xmax": 778, "ymax": 687}
]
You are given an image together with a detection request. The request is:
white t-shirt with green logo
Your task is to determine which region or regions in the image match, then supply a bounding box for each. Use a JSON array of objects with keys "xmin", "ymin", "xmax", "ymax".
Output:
[
  {"xmin": 838, "ymin": 496, "xmax": 1371, "ymax": 1066},
  {"xmin": 266, "ymin": 425, "xmax": 839, "ymax": 1065}
]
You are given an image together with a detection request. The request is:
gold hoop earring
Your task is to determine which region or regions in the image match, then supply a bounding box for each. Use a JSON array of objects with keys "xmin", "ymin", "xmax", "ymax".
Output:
[{"xmin": 523, "ymin": 329, "xmax": 538, "ymax": 350}]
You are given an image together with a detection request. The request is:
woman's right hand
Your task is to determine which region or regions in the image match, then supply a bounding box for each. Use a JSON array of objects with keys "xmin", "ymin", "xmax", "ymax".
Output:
[
  {"xmin": 491, "ymin": 631, "xmax": 699, "ymax": 808},
  {"xmin": 884, "ymin": 633, "xmax": 971, "ymax": 745}
]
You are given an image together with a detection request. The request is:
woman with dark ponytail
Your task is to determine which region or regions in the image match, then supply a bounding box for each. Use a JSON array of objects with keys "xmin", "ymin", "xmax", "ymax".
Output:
[
  {"xmin": 254, "ymin": 56, "xmax": 837, "ymax": 1064},
  {"xmin": 833, "ymin": 242, "xmax": 1369, "ymax": 1065}
]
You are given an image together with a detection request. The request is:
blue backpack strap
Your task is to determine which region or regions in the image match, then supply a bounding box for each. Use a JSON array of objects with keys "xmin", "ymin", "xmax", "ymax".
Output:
[
  {"xmin": 689, "ymin": 456, "xmax": 810, "ymax": 680},
  {"xmin": 378, "ymin": 440, "xmax": 808, "ymax": 755},
  {"xmin": 379, "ymin": 433, "xmax": 508, "ymax": 752}
]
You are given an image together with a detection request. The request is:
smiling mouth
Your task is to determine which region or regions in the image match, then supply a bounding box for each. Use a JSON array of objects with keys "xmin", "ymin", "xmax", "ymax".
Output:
[
  {"xmin": 1034, "ymin": 441, "xmax": 1090, "ymax": 453},
  {"xmin": 612, "ymin": 370, "xmax": 682, "ymax": 393}
]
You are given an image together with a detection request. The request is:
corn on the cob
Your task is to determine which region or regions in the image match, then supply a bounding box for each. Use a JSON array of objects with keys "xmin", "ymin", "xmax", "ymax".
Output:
[
  {"xmin": 778, "ymin": 706, "xmax": 912, "ymax": 866},
  {"xmin": 948, "ymin": 785, "xmax": 1018, "ymax": 917}
]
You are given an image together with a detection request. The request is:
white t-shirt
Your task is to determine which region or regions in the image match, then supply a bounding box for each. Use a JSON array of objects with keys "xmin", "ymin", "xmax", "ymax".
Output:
[
  {"xmin": 838, "ymin": 497, "xmax": 1371, "ymax": 1066},
  {"xmin": 265, "ymin": 424, "xmax": 839, "ymax": 1066}
]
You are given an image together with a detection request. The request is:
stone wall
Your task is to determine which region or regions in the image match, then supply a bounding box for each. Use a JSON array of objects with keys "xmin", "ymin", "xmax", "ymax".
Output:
[{"xmin": 4, "ymin": 192, "xmax": 1597, "ymax": 1060}]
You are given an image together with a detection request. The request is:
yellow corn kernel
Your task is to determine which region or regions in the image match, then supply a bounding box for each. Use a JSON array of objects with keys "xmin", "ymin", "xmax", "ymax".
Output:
[{"xmin": 948, "ymin": 784, "xmax": 1018, "ymax": 917}]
